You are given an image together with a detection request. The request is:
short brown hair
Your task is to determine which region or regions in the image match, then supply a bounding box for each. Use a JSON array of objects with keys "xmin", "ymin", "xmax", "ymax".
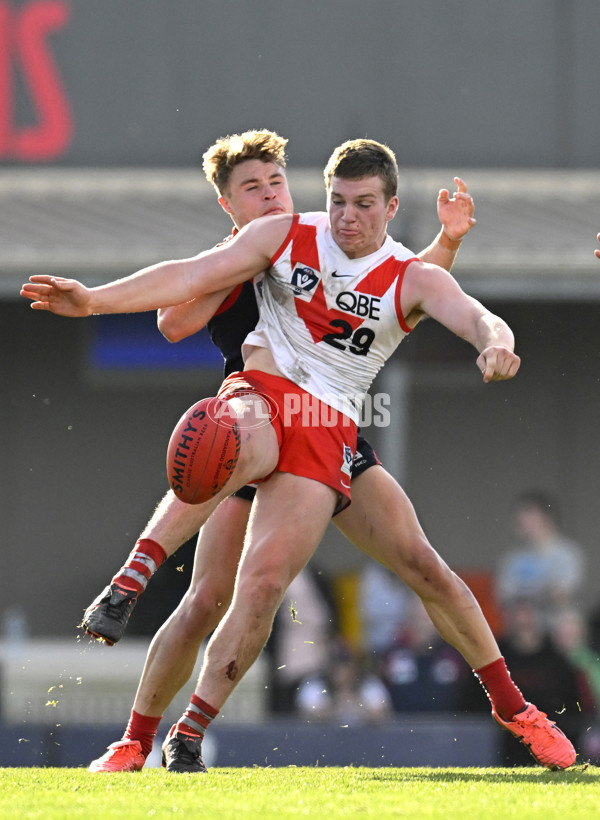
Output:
[
  {"xmin": 324, "ymin": 138, "xmax": 398, "ymax": 202},
  {"xmin": 202, "ymin": 129, "xmax": 288, "ymax": 195}
]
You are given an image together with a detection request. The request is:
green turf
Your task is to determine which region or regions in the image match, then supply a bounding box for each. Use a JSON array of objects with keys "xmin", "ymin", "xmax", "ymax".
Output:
[{"xmin": 1, "ymin": 766, "xmax": 599, "ymax": 819}]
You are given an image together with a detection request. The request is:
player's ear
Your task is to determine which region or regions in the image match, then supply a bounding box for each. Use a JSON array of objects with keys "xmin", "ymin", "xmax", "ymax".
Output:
[
  {"xmin": 386, "ymin": 195, "xmax": 399, "ymax": 223},
  {"xmin": 219, "ymin": 195, "xmax": 233, "ymax": 216}
]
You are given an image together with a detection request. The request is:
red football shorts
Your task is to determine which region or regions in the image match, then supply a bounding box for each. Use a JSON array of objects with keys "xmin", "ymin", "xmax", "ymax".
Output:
[{"xmin": 217, "ymin": 370, "xmax": 356, "ymax": 511}]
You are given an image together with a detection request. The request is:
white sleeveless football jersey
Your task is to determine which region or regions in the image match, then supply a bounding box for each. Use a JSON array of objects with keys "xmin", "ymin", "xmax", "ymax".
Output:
[{"xmin": 243, "ymin": 212, "xmax": 418, "ymax": 423}]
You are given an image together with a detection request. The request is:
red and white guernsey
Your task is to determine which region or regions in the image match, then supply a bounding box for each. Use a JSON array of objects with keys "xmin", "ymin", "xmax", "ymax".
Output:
[{"xmin": 243, "ymin": 212, "xmax": 419, "ymax": 424}]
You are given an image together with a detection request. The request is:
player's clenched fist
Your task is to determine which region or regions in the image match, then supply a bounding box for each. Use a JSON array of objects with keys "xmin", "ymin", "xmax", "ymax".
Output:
[
  {"xmin": 20, "ymin": 275, "xmax": 93, "ymax": 316},
  {"xmin": 476, "ymin": 345, "xmax": 521, "ymax": 383}
]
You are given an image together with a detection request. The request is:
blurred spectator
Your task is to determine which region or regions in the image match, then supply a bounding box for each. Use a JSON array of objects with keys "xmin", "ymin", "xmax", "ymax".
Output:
[
  {"xmin": 551, "ymin": 607, "xmax": 600, "ymax": 709},
  {"xmin": 496, "ymin": 490, "xmax": 586, "ymax": 622},
  {"xmin": 295, "ymin": 635, "xmax": 392, "ymax": 725},
  {"xmin": 359, "ymin": 563, "xmax": 408, "ymax": 656},
  {"xmin": 266, "ymin": 565, "xmax": 337, "ymax": 713},
  {"xmin": 377, "ymin": 595, "xmax": 465, "ymax": 713},
  {"xmin": 584, "ymin": 599, "xmax": 600, "ymax": 659},
  {"xmin": 551, "ymin": 606, "xmax": 600, "ymax": 762},
  {"xmin": 460, "ymin": 598, "xmax": 590, "ymax": 765}
]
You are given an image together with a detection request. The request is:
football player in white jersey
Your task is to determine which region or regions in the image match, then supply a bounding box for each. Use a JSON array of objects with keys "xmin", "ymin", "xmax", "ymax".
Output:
[{"xmin": 22, "ymin": 137, "xmax": 575, "ymax": 773}]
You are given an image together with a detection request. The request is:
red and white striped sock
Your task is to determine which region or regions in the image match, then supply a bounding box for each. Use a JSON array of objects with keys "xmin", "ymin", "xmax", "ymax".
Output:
[
  {"xmin": 112, "ymin": 538, "xmax": 168, "ymax": 594},
  {"xmin": 174, "ymin": 695, "xmax": 219, "ymax": 739}
]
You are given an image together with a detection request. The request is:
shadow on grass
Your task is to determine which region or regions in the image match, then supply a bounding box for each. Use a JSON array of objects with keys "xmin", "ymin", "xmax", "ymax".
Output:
[{"xmin": 361, "ymin": 764, "xmax": 600, "ymax": 785}]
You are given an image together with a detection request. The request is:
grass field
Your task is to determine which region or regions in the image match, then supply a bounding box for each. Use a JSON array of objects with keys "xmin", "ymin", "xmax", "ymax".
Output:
[{"xmin": 1, "ymin": 765, "xmax": 599, "ymax": 819}]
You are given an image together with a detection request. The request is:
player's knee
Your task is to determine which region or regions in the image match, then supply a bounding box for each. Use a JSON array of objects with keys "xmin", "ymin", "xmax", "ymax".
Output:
[
  {"xmin": 178, "ymin": 583, "xmax": 232, "ymax": 635},
  {"xmin": 397, "ymin": 535, "xmax": 456, "ymax": 596},
  {"xmin": 238, "ymin": 571, "xmax": 287, "ymax": 620}
]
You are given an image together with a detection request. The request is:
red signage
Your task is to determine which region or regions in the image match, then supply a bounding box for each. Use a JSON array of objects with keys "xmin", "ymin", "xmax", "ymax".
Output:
[{"xmin": 0, "ymin": 1, "xmax": 72, "ymax": 161}]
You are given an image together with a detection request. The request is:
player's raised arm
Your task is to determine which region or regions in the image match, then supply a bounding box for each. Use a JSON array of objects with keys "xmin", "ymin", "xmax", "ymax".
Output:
[
  {"xmin": 418, "ymin": 177, "xmax": 477, "ymax": 272},
  {"xmin": 20, "ymin": 215, "xmax": 291, "ymax": 317},
  {"xmin": 401, "ymin": 259, "xmax": 520, "ymax": 384}
]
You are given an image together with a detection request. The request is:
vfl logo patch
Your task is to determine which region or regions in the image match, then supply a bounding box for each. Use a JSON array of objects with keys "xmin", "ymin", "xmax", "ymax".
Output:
[
  {"xmin": 342, "ymin": 444, "xmax": 354, "ymax": 477},
  {"xmin": 291, "ymin": 264, "xmax": 319, "ymax": 299}
]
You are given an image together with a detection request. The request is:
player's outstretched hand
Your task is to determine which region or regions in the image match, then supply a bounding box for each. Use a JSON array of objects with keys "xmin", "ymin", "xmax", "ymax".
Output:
[
  {"xmin": 476, "ymin": 345, "xmax": 521, "ymax": 383},
  {"xmin": 20, "ymin": 275, "xmax": 93, "ymax": 316},
  {"xmin": 595, "ymin": 232, "xmax": 600, "ymax": 260},
  {"xmin": 438, "ymin": 177, "xmax": 476, "ymax": 242}
]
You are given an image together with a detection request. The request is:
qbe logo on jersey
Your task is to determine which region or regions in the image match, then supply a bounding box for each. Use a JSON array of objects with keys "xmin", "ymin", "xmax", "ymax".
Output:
[{"xmin": 291, "ymin": 264, "xmax": 319, "ymax": 300}]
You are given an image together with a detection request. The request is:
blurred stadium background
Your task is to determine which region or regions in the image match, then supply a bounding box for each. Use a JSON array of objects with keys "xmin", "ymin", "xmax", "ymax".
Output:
[{"xmin": 1, "ymin": 0, "xmax": 599, "ymax": 766}]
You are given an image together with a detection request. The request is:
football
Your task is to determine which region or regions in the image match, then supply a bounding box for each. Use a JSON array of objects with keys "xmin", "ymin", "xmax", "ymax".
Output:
[{"xmin": 167, "ymin": 397, "xmax": 241, "ymax": 504}]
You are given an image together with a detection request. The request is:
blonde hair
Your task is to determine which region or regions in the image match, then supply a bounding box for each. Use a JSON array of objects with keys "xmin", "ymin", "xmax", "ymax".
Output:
[
  {"xmin": 202, "ymin": 129, "xmax": 288, "ymax": 195},
  {"xmin": 324, "ymin": 138, "xmax": 398, "ymax": 202}
]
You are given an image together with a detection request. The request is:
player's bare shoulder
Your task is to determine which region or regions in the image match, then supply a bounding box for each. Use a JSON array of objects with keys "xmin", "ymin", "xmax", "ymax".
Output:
[
  {"xmin": 401, "ymin": 258, "xmax": 463, "ymax": 321},
  {"xmin": 406, "ymin": 257, "xmax": 457, "ymax": 287}
]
